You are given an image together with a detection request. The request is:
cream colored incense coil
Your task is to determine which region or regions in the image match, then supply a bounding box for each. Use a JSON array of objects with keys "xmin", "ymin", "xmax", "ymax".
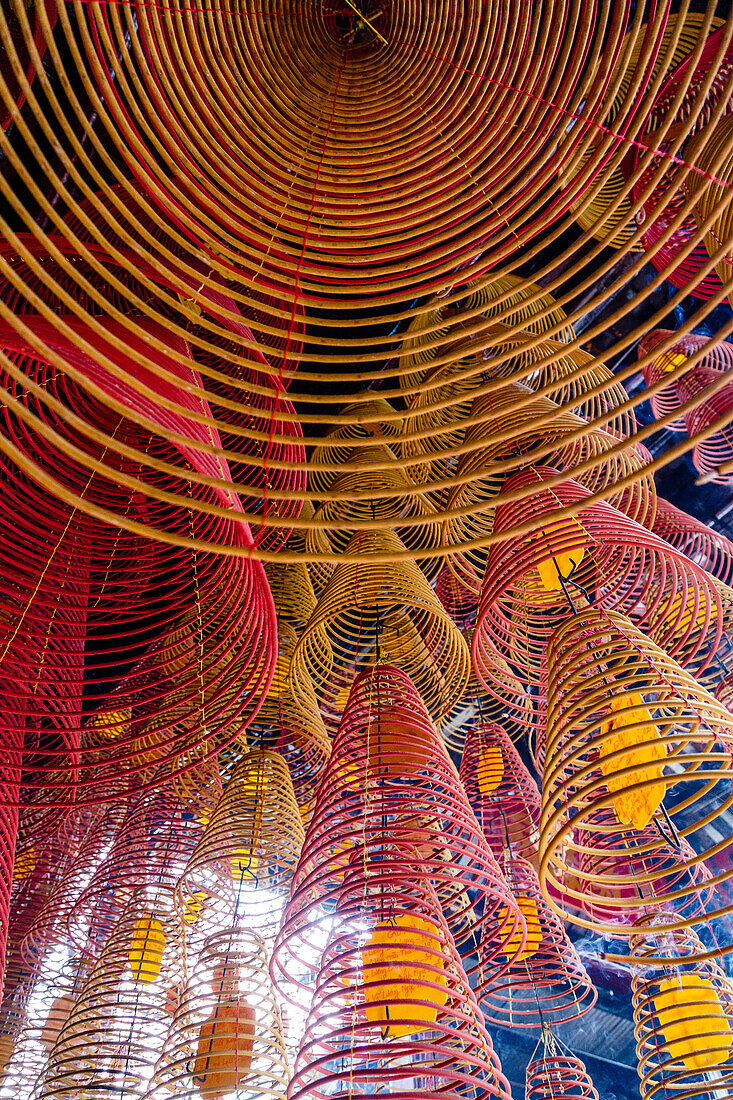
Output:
[
  {"xmin": 290, "ymin": 529, "xmax": 470, "ymax": 731},
  {"xmin": 144, "ymin": 926, "xmax": 289, "ymax": 1100},
  {"xmin": 479, "ymin": 855, "xmax": 597, "ymax": 1029},
  {"xmin": 34, "ymin": 889, "xmax": 184, "ymax": 1100},
  {"xmin": 399, "ymin": 276, "xmax": 574, "ymax": 388},
  {"xmin": 630, "ymin": 915, "xmax": 733, "ymax": 1098},
  {"xmin": 307, "ymin": 442, "xmax": 445, "ymax": 580},
  {"xmin": 307, "ymin": 400, "xmax": 405, "ymax": 495},
  {"xmin": 246, "ymin": 670, "xmax": 331, "ymax": 809},
  {"xmin": 177, "ymin": 750, "xmax": 304, "ymax": 941},
  {"xmin": 540, "ymin": 606, "xmax": 733, "ymax": 945}
]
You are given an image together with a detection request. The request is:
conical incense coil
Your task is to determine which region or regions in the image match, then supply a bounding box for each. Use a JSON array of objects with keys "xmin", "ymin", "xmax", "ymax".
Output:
[
  {"xmin": 263, "ymin": 562, "xmax": 318, "ymax": 633},
  {"xmin": 290, "ymin": 530, "xmax": 469, "ymax": 730},
  {"xmin": 69, "ymin": 790, "xmax": 204, "ymax": 957},
  {"xmin": 631, "ymin": 915, "xmax": 733, "ymax": 1098},
  {"xmin": 652, "ymin": 496, "xmax": 733, "ymax": 586},
  {"xmin": 2, "ymin": 0, "xmax": 732, "ymax": 560},
  {"xmin": 246, "ymin": 674, "xmax": 331, "ymax": 810},
  {"xmin": 285, "ymin": 857, "xmax": 513, "ymax": 1100},
  {"xmin": 569, "ymin": 805, "xmax": 713, "ymax": 935},
  {"xmin": 540, "ymin": 607, "xmax": 733, "ymax": 944},
  {"xmin": 443, "ymin": 383, "xmax": 654, "ymax": 577},
  {"xmin": 479, "ymin": 855, "xmax": 596, "ymax": 1029},
  {"xmin": 436, "ymin": 630, "xmax": 502, "ymax": 754},
  {"xmin": 472, "ymin": 466, "xmax": 732, "ymax": 702},
  {"xmin": 1, "ymin": 952, "xmax": 93, "ymax": 1099},
  {"xmin": 177, "ymin": 749, "xmax": 305, "ymax": 939},
  {"xmin": 33, "ymin": 889, "xmax": 184, "ymax": 1100},
  {"xmin": 144, "ymin": 926, "xmax": 289, "ymax": 1100},
  {"xmin": 273, "ymin": 664, "xmax": 524, "ymax": 995},
  {"xmin": 307, "ymin": 400, "xmax": 405, "ymax": 496},
  {"xmin": 459, "ymin": 722, "xmax": 540, "ymax": 861},
  {"xmin": 307, "ymin": 442, "xmax": 445, "ymax": 580},
  {"xmin": 525, "ymin": 1025, "xmax": 600, "ymax": 1100}
]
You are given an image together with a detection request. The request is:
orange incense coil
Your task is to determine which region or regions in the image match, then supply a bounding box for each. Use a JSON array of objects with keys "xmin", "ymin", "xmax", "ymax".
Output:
[
  {"xmin": 691, "ymin": 111, "xmax": 733, "ymax": 291},
  {"xmin": 443, "ymin": 383, "xmax": 654, "ymax": 577},
  {"xmin": 290, "ymin": 529, "xmax": 469, "ymax": 731},
  {"xmin": 568, "ymin": 804, "xmax": 713, "ymax": 936},
  {"xmin": 283, "ymin": 859, "xmax": 513, "ymax": 1100},
  {"xmin": 631, "ymin": 915, "xmax": 733, "ymax": 1097},
  {"xmin": 436, "ymin": 630, "xmax": 505, "ymax": 754},
  {"xmin": 145, "ymin": 926, "xmax": 288, "ymax": 1100},
  {"xmin": 308, "ymin": 440, "xmax": 445, "ymax": 580},
  {"xmin": 480, "ymin": 856, "xmax": 596, "ymax": 1029},
  {"xmin": 526, "ymin": 1025, "xmax": 600, "ymax": 1100},
  {"xmin": 459, "ymin": 722, "xmax": 541, "ymax": 861},
  {"xmin": 273, "ymin": 664, "xmax": 525, "ymax": 996},
  {"xmin": 540, "ymin": 607, "xmax": 732, "ymax": 946},
  {"xmin": 473, "ymin": 466, "xmax": 733, "ymax": 705},
  {"xmin": 262, "ymin": 560, "xmax": 318, "ymax": 633},
  {"xmin": 176, "ymin": 749, "xmax": 304, "ymax": 940}
]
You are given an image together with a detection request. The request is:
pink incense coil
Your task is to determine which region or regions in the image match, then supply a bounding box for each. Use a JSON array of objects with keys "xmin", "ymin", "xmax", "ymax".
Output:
[
  {"xmin": 473, "ymin": 465, "xmax": 730, "ymax": 705},
  {"xmin": 273, "ymin": 664, "xmax": 525, "ymax": 997},
  {"xmin": 526, "ymin": 1029, "xmax": 600, "ymax": 1100},
  {"xmin": 286, "ymin": 857, "xmax": 513, "ymax": 1100},
  {"xmin": 459, "ymin": 722, "xmax": 541, "ymax": 861},
  {"xmin": 480, "ymin": 855, "xmax": 597, "ymax": 1029},
  {"xmin": 652, "ymin": 496, "xmax": 733, "ymax": 586}
]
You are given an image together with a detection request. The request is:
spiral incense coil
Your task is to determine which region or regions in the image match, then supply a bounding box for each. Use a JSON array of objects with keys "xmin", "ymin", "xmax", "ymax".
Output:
[
  {"xmin": 435, "ymin": 631, "xmax": 504, "ymax": 754},
  {"xmin": 525, "ymin": 1025, "xmax": 600, "ymax": 1100},
  {"xmin": 0, "ymin": 452, "xmax": 275, "ymax": 805},
  {"xmin": 33, "ymin": 890, "xmax": 185, "ymax": 1100},
  {"xmin": 638, "ymin": 329, "xmax": 733, "ymax": 442},
  {"xmin": 263, "ymin": 562, "xmax": 318, "ymax": 634},
  {"xmin": 540, "ymin": 607, "xmax": 733, "ymax": 945},
  {"xmin": 443, "ymin": 383, "xmax": 655, "ymax": 577},
  {"xmin": 569, "ymin": 806, "xmax": 713, "ymax": 935},
  {"xmin": 290, "ymin": 530, "xmax": 469, "ymax": 730},
  {"xmin": 627, "ymin": 21, "xmax": 731, "ymax": 299},
  {"xmin": 307, "ymin": 401, "xmax": 405, "ymax": 496},
  {"xmin": 3, "ymin": 1, "xmax": 733, "ymax": 566},
  {"xmin": 69, "ymin": 789, "xmax": 204, "ymax": 957},
  {"xmin": 557, "ymin": 13, "xmax": 724, "ymax": 253},
  {"xmin": 307, "ymin": 442, "xmax": 445, "ymax": 580},
  {"xmin": 145, "ymin": 926, "xmax": 289, "ymax": 1100},
  {"xmin": 652, "ymin": 496, "xmax": 733, "ymax": 586},
  {"xmin": 286, "ymin": 859, "xmax": 512, "ymax": 1100},
  {"xmin": 176, "ymin": 750, "xmax": 305, "ymax": 939},
  {"xmin": 480, "ymin": 855, "xmax": 596, "ymax": 1029},
  {"xmin": 0, "ymin": 952, "xmax": 94, "ymax": 1099},
  {"xmin": 435, "ymin": 564, "xmax": 479, "ymax": 631},
  {"xmin": 631, "ymin": 915, "xmax": 733, "ymax": 1098},
  {"xmin": 459, "ymin": 723, "xmax": 541, "ymax": 862},
  {"xmin": 273, "ymin": 664, "xmax": 524, "ymax": 996},
  {"xmin": 691, "ymin": 111, "xmax": 733, "ymax": 291},
  {"xmin": 472, "ymin": 466, "xmax": 732, "ymax": 705}
]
